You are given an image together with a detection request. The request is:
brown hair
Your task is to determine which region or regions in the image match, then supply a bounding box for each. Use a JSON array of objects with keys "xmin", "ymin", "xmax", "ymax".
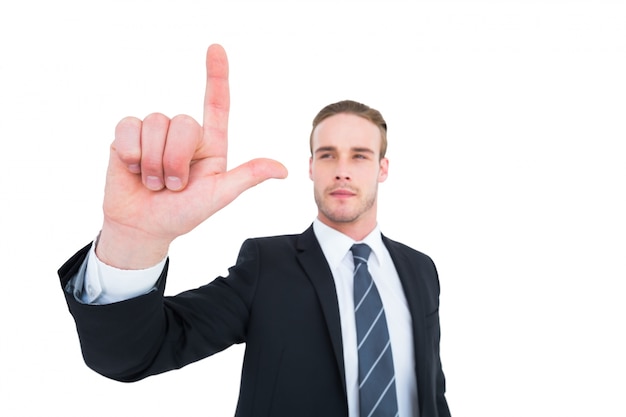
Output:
[{"xmin": 309, "ymin": 100, "xmax": 388, "ymax": 158}]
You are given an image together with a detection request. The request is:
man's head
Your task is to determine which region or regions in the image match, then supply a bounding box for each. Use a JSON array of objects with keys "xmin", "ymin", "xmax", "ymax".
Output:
[{"xmin": 309, "ymin": 100, "xmax": 389, "ymax": 240}]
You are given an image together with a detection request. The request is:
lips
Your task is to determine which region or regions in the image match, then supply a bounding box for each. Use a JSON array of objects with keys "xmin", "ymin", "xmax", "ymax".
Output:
[{"xmin": 329, "ymin": 188, "xmax": 356, "ymax": 197}]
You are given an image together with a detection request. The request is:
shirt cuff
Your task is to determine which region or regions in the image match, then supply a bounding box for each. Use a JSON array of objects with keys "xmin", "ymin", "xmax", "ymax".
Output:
[{"xmin": 83, "ymin": 239, "xmax": 166, "ymax": 304}]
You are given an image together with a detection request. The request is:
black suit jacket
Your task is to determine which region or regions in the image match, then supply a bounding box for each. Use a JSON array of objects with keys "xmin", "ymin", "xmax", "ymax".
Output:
[{"xmin": 59, "ymin": 226, "xmax": 451, "ymax": 417}]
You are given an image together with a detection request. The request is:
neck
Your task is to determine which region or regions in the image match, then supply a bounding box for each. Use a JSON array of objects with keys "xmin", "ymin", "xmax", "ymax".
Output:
[{"xmin": 317, "ymin": 216, "xmax": 377, "ymax": 241}]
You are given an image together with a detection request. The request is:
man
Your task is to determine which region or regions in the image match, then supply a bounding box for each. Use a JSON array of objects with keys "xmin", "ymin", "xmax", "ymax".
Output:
[{"xmin": 59, "ymin": 44, "xmax": 451, "ymax": 417}]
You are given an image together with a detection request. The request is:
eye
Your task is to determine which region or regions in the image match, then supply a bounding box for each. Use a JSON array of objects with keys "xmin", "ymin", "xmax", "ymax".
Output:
[
  {"xmin": 318, "ymin": 153, "xmax": 333, "ymax": 159},
  {"xmin": 353, "ymin": 154, "xmax": 367, "ymax": 159}
]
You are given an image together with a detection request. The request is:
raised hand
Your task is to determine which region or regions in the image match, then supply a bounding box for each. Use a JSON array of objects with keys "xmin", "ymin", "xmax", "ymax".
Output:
[{"xmin": 96, "ymin": 44, "xmax": 288, "ymax": 269}]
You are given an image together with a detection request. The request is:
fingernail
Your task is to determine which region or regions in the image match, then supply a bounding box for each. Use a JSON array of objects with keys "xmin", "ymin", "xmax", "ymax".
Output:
[
  {"xmin": 166, "ymin": 176, "xmax": 182, "ymax": 191},
  {"xmin": 146, "ymin": 176, "xmax": 164, "ymax": 190},
  {"xmin": 128, "ymin": 164, "xmax": 141, "ymax": 174}
]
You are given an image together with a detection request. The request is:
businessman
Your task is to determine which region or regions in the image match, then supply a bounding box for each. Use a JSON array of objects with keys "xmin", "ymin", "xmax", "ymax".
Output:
[{"xmin": 59, "ymin": 44, "xmax": 451, "ymax": 417}]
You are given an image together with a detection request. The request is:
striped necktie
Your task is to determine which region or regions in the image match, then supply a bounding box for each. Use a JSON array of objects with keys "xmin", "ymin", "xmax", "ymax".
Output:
[{"xmin": 351, "ymin": 243, "xmax": 399, "ymax": 417}]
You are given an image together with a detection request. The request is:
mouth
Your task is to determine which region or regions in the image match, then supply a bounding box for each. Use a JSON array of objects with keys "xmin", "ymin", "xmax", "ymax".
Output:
[{"xmin": 329, "ymin": 188, "xmax": 356, "ymax": 198}]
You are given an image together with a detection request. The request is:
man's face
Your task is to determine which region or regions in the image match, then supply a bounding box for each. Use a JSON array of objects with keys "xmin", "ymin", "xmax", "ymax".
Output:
[{"xmin": 309, "ymin": 113, "xmax": 389, "ymax": 235}]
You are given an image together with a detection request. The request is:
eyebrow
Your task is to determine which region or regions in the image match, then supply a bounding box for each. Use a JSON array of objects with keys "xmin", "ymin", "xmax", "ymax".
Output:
[
  {"xmin": 314, "ymin": 146, "xmax": 375, "ymax": 155},
  {"xmin": 351, "ymin": 147, "xmax": 375, "ymax": 154}
]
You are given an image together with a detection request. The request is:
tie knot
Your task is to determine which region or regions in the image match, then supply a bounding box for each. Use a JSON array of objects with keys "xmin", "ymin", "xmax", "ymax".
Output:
[{"xmin": 351, "ymin": 243, "xmax": 372, "ymax": 265}]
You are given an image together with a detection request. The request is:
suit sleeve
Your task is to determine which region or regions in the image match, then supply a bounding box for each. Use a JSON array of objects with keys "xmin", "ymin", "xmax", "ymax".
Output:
[
  {"xmin": 58, "ymin": 239, "xmax": 260, "ymax": 382},
  {"xmin": 410, "ymin": 249, "xmax": 452, "ymax": 417},
  {"xmin": 430, "ymin": 259, "xmax": 452, "ymax": 417}
]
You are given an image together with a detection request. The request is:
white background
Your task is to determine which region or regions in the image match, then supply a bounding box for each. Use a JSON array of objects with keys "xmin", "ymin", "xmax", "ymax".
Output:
[{"xmin": 1, "ymin": 0, "xmax": 625, "ymax": 415}]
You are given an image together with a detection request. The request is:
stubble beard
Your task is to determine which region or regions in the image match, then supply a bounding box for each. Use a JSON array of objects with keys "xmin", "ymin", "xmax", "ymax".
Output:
[{"xmin": 314, "ymin": 185, "xmax": 378, "ymax": 224}]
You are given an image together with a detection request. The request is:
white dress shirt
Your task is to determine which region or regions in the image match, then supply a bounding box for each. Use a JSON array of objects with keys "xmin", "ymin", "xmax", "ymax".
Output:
[{"xmin": 79, "ymin": 220, "xmax": 417, "ymax": 416}]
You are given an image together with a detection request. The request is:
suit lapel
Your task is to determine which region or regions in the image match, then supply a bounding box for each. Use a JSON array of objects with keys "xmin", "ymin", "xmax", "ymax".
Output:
[{"xmin": 295, "ymin": 225, "xmax": 347, "ymax": 397}]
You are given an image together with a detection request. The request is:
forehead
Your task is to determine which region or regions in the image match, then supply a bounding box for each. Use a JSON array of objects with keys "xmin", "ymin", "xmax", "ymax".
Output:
[{"xmin": 312, "ymin": 113, "xmax": 382, "ymax": 150}]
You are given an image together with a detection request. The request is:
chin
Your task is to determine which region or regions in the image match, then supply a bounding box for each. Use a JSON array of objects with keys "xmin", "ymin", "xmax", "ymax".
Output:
[{"xmin": 322, "ymin": 209, "xmax": 361, "ymax": 224}]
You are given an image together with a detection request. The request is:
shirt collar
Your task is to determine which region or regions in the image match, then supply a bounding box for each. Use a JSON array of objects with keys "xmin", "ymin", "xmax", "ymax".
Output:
[{"xmin": 312, "ymin": 218, "xmax": 385, "ymax": 269}]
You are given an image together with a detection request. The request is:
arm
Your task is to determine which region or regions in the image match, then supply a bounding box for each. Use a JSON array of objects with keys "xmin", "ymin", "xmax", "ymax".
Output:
[
  {"xmin": 60, "ymin": 44, "xmax": 287, "ymax": 377},
  {"xmin": 59, "ymin": 239, "xmax": 260, "ymax": 381}
]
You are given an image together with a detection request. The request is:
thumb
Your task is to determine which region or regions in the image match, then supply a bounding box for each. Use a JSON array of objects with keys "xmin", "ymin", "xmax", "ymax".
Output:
[{"xmin": 210, "ymin": 158, "xmax": 288, "ymax": 208}]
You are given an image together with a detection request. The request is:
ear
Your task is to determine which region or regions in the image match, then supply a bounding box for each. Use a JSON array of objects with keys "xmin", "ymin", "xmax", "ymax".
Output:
[
  {"xmin": 309, "ymin": 157, "xmax": 314, "ymax": 180},
  {"xmin": 378, "ymin": 158, "xmax": 389, "ymax": 183}
]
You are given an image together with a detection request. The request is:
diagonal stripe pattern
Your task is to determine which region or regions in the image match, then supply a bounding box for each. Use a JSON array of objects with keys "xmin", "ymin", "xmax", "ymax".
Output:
[{"xmin": 351, "ymin": 244, "xmax": 399, "ymax": 417}]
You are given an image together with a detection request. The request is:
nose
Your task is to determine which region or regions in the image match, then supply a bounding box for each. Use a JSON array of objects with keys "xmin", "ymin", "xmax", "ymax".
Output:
[
  {"xmin": 334, "ymin": 157, "xmax": 352, "ymax": 180},
  {"xmin": 335, "ymin": 162, "xmax": 351, "ymax": 181}
]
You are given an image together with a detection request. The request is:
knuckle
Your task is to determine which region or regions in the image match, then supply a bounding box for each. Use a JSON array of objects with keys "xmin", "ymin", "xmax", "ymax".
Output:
[
  {"xmin": 143, "ymin": 112, "xmax": 170, "ymax": 126},
  {"xmin": 114, "ymin": 117, "xmax": 141, "ymax": 141},
  {"xmin": 117, "ymin": 147, "xmax": 141, "ymax": 163},
  {"xmin": 142, "ymin": 113, "xmax": 170, "ymax": 137},
  {"xmin": 115, "ymin": 116, "xmax": 141, "ymax": 131},
  {"xmin": 169, "ymin": 114, "xmax": 201, "ymax": 137},
  {"xmin": 171, "ymin": 114, "xmax": 197, "ymax": 126},
  {"xmin": 141, "ymin": 113, "xmax": 170, "ymax": 143},
  {"xmin": 113, "ymin": 117, "xmax": 142, "ymax": 162}
]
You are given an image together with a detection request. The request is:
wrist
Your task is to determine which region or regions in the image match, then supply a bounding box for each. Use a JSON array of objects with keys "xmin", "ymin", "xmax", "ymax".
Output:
[{"xmin": 96, "ymin": 220, "xmax": 171, "ymax": 269}]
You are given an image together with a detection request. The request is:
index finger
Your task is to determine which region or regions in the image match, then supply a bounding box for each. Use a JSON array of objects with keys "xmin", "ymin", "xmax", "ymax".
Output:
[{"xmin": 201, "ymin": 44, "xmax": 230, "ymax": 162}]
